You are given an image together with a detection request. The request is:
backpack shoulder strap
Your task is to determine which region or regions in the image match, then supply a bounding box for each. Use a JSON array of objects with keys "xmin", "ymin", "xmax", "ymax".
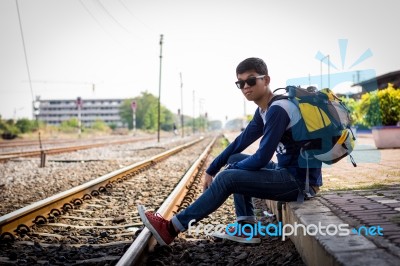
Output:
[{"xmin": 268, "ymin": 94, "xmax": 289, "ymax": 108}]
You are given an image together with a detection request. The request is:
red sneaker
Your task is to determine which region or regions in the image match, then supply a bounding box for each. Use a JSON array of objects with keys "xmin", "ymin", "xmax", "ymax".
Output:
[
  {"xmin": 138, "ymin": 205, "xmax": 176, "ymax": 246},
  {"xmin": 213, "ymin": 223, "xmax": 261, "ymax": 244}
]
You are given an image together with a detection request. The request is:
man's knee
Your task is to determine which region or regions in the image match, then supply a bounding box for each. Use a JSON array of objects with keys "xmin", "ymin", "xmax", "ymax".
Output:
[{"xmin": 214, "ymin": 170, "xmax": 233, "ymax": 189}]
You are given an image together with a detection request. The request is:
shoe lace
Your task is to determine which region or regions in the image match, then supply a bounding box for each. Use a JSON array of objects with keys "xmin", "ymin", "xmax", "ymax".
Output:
[{"xmin": 149, "ymin": 212, "xmax": 168, "ymax": 224}]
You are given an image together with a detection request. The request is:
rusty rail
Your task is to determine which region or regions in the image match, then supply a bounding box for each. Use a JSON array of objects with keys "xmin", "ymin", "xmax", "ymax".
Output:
[
  {"xmin": 116, "ymin": 136, "xmax": 217, "ymax": 266},
  {"xmin": 0, "ymin": 136, "xmax": 155, "ymax": 162},
  {"xmin": 0, "ymin": 137, "xmax": 204, "ymax": 240}
]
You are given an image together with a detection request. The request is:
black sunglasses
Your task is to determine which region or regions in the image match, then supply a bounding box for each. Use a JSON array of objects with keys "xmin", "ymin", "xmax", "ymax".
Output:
[{"xmin": 235, "ymin": 75, "xmax": 266, "ymax": 89}]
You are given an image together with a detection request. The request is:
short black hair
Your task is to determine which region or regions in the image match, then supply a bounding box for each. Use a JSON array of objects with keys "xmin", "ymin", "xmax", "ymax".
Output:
[{"xmin": 236, "ymin": 57, "xmax": 268, "ymax": 76}]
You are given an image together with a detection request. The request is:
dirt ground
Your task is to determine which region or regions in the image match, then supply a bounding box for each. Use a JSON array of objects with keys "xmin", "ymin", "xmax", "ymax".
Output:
[
  {"xmin": 229, "ymin": 132, "xmax": 400, "ymax": 192},
  {"xmin": 321, "ymin": 133, "xmax": 400, "ymax": 191}
]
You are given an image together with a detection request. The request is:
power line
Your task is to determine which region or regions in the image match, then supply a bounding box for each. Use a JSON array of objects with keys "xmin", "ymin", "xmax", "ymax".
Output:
[
  {"xmin": 80, "ymin": 0, "xmax": 155, "ymax": 44},
  {"xmin": 117, "ymin": 0, "xmax": 155, "ymax": 33},
  {"xmin": 15, "ymin": 0, "xmax": 34, "ymax": 102},
  {"xmin": 94, "ymin": 0, "xmax": 132, "ymax": 34},
  {"xmin": 78, "ymin": 0, "xmax": 122, "ymax": 45}
]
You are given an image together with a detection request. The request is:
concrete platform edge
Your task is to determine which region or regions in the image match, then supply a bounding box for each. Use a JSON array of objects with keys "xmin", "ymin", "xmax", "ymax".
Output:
[{"xmin": 265, "ymin": 199, "xmax": 399, "ymax": 266}]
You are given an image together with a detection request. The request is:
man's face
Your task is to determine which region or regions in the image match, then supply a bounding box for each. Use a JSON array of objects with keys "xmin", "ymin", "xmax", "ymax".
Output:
[{"xmin": 236, "ymin": 70, "xmax": 269, "ymax": 102}]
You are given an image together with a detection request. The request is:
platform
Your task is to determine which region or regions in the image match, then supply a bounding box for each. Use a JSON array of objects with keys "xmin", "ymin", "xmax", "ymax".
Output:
[{"xmin": 224, "ymin": 131, "xmax": 400, "ymax": 266}]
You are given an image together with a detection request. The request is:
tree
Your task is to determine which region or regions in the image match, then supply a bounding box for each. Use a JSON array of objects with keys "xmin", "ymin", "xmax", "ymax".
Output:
[
  {"xmin": 15, "ymin": 118, "xmax": 36, "ymax": 133},
  {"xmin": 137, "ymin": 92, "xmax": 158, "ymax": 130},
  {"xmin": 160, "ymin": 106, "xmax": 175, "ymax": 131},
  {"xmin": 119, "ymin": 91, "xmax": 176, "ymax": 131}
]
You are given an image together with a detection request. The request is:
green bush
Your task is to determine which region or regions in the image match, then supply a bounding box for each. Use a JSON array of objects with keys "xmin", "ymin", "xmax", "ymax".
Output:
[
  {"xmin": 340, "ymin": 97, "xmax": 361, "ymax": 125},
  {"xmin": 15, "ymin": 118, "xmax": 37, "ymax": 133},
  {"xmin": 0, "ymin": 119, "xmax": 21, "ymax": 139},
  {"xmin": 59, "ymin": 118, "xmax": 81, "ymax": 133},
  {"xmin": 357, "ymin": 83, "xmax": 400, "ymax": 127},
  {"xmin": 109, "ymin": 123, "xmax": 117, "ymax": 130},
  {"xmin": 91, "ymin": 120, "xmax": 110, "ymax": 132}
]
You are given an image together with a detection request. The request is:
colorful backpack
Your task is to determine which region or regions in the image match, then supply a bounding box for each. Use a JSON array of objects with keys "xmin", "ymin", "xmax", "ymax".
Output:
[{"xmin": 270, "ymin": 85, "xmax": 357, "ymax": 199}]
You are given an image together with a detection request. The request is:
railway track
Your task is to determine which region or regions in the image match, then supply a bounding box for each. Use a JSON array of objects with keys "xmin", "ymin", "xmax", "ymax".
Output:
[
  {"xmin": 0, "ymin": 136, "xmax": 116, "ymax": 149},
  {"xmin": 0, "ymin": 134, "xmax": 305, "ymax": 265},
  {"xmin": 0, "ymin": 136, "xmax": 154, "ymax": 162},
  {"xmin": 0, "ymin": 136, "xmax": 216, "ymax": 265},
  {"xmin": 117, "ymin": 136, "xmax": 216, "ymax": 265}
]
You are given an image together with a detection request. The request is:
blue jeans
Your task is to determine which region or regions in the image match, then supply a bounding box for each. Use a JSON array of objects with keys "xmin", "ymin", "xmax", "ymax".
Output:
[{"xmin": 171, "ymin": 153, "xmax": 303, "ymax": 232}]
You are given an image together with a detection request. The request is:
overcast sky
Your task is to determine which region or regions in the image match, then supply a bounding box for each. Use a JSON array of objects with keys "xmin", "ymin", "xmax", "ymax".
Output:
[{"xmin": 1, "ymin": 0, "xmax": 399, "ymax": 122}]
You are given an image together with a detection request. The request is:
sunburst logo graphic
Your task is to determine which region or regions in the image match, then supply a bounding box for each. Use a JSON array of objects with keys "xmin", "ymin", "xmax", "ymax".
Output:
[
  {"xmin": 287, "ymin": 39, "xmax": 377, "ymax": 94},
  {"xmin": 286, "ymin": 39, "xmax": 381, "ymax": 165}
]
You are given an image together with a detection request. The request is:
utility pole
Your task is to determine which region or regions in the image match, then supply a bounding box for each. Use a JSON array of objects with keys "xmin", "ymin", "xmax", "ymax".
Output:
[
  {"xmin": 157, "ymin": 34, "xmax": 163, "ymax": 143},
  {"xmin": 199, "ymin": 98, "xmax": 202, "ymax": 132},
  {"xmin": 33, "ymin": 96, "xmax": 45, "ymax": 167},
  {"xmin": 131, "ymin": 101, "xmax": 137, "ymax": 135},
  {"xmin": 192, "ymin": 90, "xmax": 195, "ymax": 134},
  {"xmin": 180, "ymin": 72, "xmax": 184, "ymax": 138},
  {"xmin": 320, "ymin": 55, "xmax": 330, "ymax": 89},
  {"xmin": 76, "ymin": 97, "xmax": 82, "ymax": 137}
]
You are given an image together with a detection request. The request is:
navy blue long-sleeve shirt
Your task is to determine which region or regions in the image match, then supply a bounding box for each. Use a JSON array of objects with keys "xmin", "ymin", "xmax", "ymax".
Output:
[{"xmin": 206, "ymin": 99, "xmax": 322, "ymax": 187}]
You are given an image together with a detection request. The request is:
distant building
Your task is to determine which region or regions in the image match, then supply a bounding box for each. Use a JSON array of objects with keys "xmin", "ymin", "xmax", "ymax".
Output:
[
  {"xmin": 36, "ymin": 98, "xmax": 125, "ymax": 127},
  {"xmin": 352, "ymin": 70, "xmax": 400, "ymax": 93},
  {"xmin": 336, "ymin": 70, "xmax": 400, "ymax": 100}
]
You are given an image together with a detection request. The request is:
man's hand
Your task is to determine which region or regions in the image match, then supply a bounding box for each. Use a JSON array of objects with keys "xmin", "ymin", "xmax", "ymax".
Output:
[{"xmin": 202, "ymin": 173, "xmax": 213, "ymax": 192}]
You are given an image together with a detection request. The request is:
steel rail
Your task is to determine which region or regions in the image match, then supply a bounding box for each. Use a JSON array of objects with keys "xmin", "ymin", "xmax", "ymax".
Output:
[
  {"xmin": 0, "ymin": 137, "xmax": 111, "ymax": 148},
  {"xmin": 116, "ymin": 136, "xmax": 217, "ymax": 266},
  {"xmin": 0, "ymin": 136, "xmax": 155, "ymax": 162},
  {"xmin": 0, "ymin": 137, "xmax": 204, "ymax": 239}
]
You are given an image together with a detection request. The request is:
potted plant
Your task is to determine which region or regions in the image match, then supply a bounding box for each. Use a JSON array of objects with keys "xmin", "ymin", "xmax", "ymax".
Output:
[{"xmin": 357, "ymin": 83, "xmax": 400, "ymax": 148}]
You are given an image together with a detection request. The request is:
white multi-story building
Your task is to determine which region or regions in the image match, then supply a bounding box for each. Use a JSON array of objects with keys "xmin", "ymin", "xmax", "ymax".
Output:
[{"xmin": 36, "ymin": 98, "xmax": 125, "ymax": 127}]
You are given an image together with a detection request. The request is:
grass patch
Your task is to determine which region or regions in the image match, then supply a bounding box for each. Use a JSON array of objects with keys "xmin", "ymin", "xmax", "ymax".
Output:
[{"xmin": 211, "ymin": 136, "xmax": 229, "ymax": 157}]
